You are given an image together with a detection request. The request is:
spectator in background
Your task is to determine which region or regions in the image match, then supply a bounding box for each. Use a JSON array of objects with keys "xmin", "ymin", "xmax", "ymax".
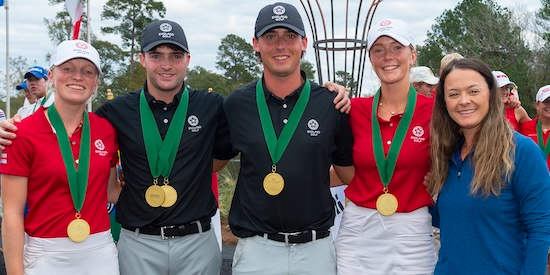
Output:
[
  {"xmin": 15, "ymin": 80, "xmax": 37, "ymax": 117},
  {"xmin": 0, "ymin": 110, "xmax": 5, "ymax": 122},
  {"xmin": 411, "ymin": 66, "xmax": 439, "ymax": 98},
  {"xmin": 429, "ymin": 58, "xmax": 550, "ymax": 274},
  {"xmin": 16, "ymin": 80, "xmax": 36, "ymax": 107},
  {"xmin": 439, "ymin": 52, "xmax": 464, "ymax": 75},
  {"xmin": 492, "ymin": 70, "xmax": 530, "ymax": 131},
  {"xmin": 17, "ymin": 66, "xmax": 52, "ymax": 119}
]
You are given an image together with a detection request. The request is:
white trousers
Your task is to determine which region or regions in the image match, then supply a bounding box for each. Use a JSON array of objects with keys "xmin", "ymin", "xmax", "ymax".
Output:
[
  {"xmin": 335, "ymin": 202, "xmax": 436, "ymax": 275},
  {"xmin": 24, "ymin": 230, "xmax": 119, "ymax": 275}
]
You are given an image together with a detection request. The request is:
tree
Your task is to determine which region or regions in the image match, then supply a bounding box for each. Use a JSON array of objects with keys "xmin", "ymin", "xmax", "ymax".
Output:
[
  {"xmin": 300, "ymin": 60, "xmax": 316, "ymax": 82},
  {"xmin": 418, "ymin": 0, "xmax": 534, "ymax": 113},
  {"xmin": 334, "ymin": 70, "xmax": 357, "ymax": 94},
  {"xmin": 216, "ymin": 34, "xmax": 261, "ymax": 87},
  {"xmin": 185, "ymin": 66, "xmax": 234, "ymax": 96},
  {"xmin": 101, "ymin": 0, "xmax": 166, "ymax": 73}
]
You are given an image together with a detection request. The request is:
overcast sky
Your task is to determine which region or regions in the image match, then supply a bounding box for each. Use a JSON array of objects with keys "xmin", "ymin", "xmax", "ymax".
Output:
[{"xmin": 0, "ymin": 0, "xmax": 543, "ymax": 93}]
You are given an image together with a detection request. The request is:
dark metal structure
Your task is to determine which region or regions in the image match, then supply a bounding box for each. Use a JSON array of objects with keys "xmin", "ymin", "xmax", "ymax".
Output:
[{"xmin": 299, "ymin": 0, "xmax": 383, "ymax": 97}]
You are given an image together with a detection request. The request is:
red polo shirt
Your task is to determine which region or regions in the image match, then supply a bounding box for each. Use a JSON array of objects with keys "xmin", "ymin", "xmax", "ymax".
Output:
[
  {"xmin": 0, "ymin": 107, "xmax": 118, "ymax": 238},
  {"xmin": 345, "ymin": 94, "xmax": 434, "ymax": 212},
  {"xmin": 520, "ymin": 117, "xmax": 550, "ymax": 169},
  {"xmin": 505, "ymin": 107, "xmax": 519, "ymax": 131}
]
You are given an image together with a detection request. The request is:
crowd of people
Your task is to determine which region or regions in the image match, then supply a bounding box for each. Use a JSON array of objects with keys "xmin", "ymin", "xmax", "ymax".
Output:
[{"xmin": 0, "ymin": 1, "xmax": 549, "ymax": 275}]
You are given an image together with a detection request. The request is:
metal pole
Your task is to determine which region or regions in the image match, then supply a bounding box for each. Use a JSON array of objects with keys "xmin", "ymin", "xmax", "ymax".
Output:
[
  {"xmin": 5, "ymin": 0, "xmax": 10, "ymax": 117},
  {"xmin": 86, "ymin": 0, "xmax": 92, "ymax": 112}
]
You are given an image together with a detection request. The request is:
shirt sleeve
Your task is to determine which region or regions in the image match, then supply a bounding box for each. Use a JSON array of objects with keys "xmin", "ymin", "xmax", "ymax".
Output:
[
  {"xmin": 0, "ymin": 128, "xmax": 32, "ymax": 177},
  {"xmin": 513, "ymin": 135, "xmax": 550, "ymax": 275}
]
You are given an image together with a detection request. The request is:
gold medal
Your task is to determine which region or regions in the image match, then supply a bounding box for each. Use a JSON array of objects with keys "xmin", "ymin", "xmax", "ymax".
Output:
[
  {"xmin": 145, "ymin": 184, "xmax": 165, "ymax": 207},
  {"xmin": 263, "ymin": 172, "xmax": 285, "ymax": 196},
  {"xmin": 67, "ymin": 218, "xmax": 90, "ymax": 243},
  {"xmin": 376, "ymin": 193, "xmax": 398, "ymax": 216},
  {"xmin": 161, "ymin": 185, "xmax": 178, "ymax": 208}
]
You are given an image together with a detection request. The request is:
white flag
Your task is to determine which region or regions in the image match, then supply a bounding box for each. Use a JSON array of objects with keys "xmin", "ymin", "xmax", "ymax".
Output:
[{"xmin": 65, "ymin": 0, "xmax": 83, "ymax": 25}]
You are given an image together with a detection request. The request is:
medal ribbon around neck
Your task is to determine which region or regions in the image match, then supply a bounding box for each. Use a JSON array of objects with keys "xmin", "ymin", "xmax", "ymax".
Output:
[
  {"xmin": 256, "ymin": 79, "xmax": 310, "ymax": 167},
  {"xmin": 139, "ymin": 88, "xmax": 189, "ymax": 181},
  {"xmin": 372, "ymin": 85, "xmax": 417, "ymax": 188},
  {"xmin": 256, "ymin": 78, "xmax": 311, "ymax": 196},
  {"xmin": 48, "ymin": 104, "xmax": 91, "ymax": 214},
  {"xmin": 536, "ymin": 118, "xmax": 550, "ymax": 158}
]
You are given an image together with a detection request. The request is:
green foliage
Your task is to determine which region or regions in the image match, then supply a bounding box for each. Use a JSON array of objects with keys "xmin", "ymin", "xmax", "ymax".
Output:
[
  {"xmin": 419, "ymin": 0, "xmax": 535, "ymax": 114},
  {"xmin": 216, "ymin": 34, "xmax": 260, "ymax": 88},
  {"xmin": 186, "ymin": 66, "xmax": 235, "ymax": 96},
  {"xmin": 335, "ymin": 70, "xmax": 357, "ymax": 94},
  {"xmin": 300, "ymin": 60, "xmax": 316, "ymax": 82},
  {"xmin": 101, "ymin": 0, "xmax": 166, "ymax": 72},
  {"xmin": 217, "ymin": 160, "xmax": 239, "ymax": 220}
]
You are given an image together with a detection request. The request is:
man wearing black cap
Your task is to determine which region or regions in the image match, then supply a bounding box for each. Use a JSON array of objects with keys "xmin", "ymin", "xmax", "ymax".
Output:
[
  {"xmin": 93, "ymin": 20, "xmax": 234, "ymax": 275},
  {"xmin": 222, "ymin": 2, "xmax": 353, "ymax": 274}
]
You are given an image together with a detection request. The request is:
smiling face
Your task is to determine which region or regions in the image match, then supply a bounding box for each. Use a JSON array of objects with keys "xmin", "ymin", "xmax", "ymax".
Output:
[
  {"xmin": 253, "ymin": 28, "xmax": 307, "ymax": 79},
  {"xmin": 369, "ymin": 36, "xmax": 416, "ymax": 85},
  {"xmin": 443, "ymin": 68, "xmax": 491, "ymax": 137},
  {"xmin": 139, "ymin": 44, "xmax": 190, "ymax": 101},
  {"xmin": 50, "ymin": 58, "xmax": 99, "ymax": 106}
]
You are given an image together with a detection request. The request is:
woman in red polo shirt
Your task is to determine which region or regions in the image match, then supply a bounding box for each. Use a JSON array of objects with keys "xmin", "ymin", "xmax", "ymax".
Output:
[
  {"xmin": 520, "ymin": 85, "xmax": 550, "ymax": 169},
  {"xmin": 334, "ymin": 18, "xmax": 436, "ymax": 274},
  {"xmin": 0, "ymin": 40, "xmax": 120, "ymax": 275}
]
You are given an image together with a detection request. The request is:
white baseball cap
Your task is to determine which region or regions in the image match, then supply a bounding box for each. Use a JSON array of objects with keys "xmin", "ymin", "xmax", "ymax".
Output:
[
  {"xmin": 367, "ymin": 19, "xmax": 414, "ymax": 50},
  {"xmin": 50, "ymin": 40, "xmax": 101, "ymax": 74},
  {"xmin": 492, "ymin": 71, "xmax": 515, "ymax": 88},
  {"xmin": 536, "ymin": 85, "xmax": 550, "ymax": 102},
  {"xmin": 410, "ymin": 66, "xmax": 439, "ymax": 85}
]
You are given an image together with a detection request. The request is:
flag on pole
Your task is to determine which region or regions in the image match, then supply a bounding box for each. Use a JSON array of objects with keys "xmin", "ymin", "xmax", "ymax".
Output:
[
  {"xmin": 0, "ymin": 0, "xmax": 4, "ymax": 7},
  {"xmin": 65, "ymin": 0, "xmax": 83, "ymax": 39}
]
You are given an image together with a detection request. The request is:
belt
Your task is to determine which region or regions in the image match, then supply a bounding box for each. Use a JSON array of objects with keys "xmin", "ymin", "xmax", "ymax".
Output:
[
  {"xmin": 123, "ymin": 219, "xmax": 211, "ymax": 240},
  {"xmin": 259, "ymin": 230, "xmax": 330, "ymax": 245}
]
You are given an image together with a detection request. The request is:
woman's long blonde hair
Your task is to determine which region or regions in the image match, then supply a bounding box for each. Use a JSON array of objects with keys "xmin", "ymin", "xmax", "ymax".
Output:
[{"xmin": 428, "ymin": 58, "xmax": 515, "ymax": 198}]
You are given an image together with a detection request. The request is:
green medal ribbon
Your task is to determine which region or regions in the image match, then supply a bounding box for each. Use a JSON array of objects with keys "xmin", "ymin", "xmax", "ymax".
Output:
[
  {"xmin": 139, "ymin": 88, "xmax": 188, "ymax": 179},
  {"xmin": 256, "ymin": 79, "xmax": 310, "ymax": 166},
  {"xmin": 48, "ymin": 105, "xmax": 91, "ymax": 212},
  {"xmin": 372, "ymin": 85, "xmax": 417, "ymax": 188},
  {"xmin": 536, "ymin": 118, "xmax": 550, "ymax": 158}
]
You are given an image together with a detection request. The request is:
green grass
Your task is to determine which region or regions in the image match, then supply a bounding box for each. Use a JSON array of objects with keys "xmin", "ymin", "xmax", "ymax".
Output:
[{"xmin": 218, "ymin": 159, "xmax": 239, "ymax": 219}]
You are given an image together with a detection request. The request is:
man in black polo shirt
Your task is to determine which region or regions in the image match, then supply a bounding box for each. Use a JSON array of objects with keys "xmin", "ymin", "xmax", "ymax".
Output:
[
  {"xmin": 221, "ymin": 2, "xmax": 354, "ymax": 274},
  {"xmin": 94, "ymin": 20, "xmax": 234, "ymax": 274}
]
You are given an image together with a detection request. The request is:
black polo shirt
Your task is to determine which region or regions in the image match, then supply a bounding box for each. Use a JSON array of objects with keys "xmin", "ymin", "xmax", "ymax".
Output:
[
  {"xmin": 95, "ymin": 82, "xmax": 235, "ymax": 228},
  {"xmin": 224, "ymin": 74, "xmax": 354, "ymax": 237}
]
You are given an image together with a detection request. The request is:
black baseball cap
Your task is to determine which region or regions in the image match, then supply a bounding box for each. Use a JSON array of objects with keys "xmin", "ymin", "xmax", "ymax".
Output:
[
  {"xmin": 255, "ymin": 2, "xmax": 305, "ymax": 38},
  {"xmin": 141, "ymin": 20, "xmax": 189, "ymax": 53}
]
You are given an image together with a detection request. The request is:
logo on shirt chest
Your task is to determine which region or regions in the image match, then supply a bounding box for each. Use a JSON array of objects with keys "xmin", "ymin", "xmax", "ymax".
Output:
[
  {"xmin": 187, "ymin": 115, "xmax": 202, "ymax": 133},
  {"xmin": 410, "ymin": 126, "xmax": 426, "ymax": 143},
  {"xmin": 94, "ymin": 139, "xmax": 109, "ymax": 157},
  {"xmin": 306, "ymin": 119, "xmax": 321, "ymax": 137}
]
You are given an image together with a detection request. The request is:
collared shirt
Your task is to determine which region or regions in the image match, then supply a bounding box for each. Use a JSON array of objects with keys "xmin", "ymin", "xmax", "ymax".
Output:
[
  {"xmin": 224, "ymin": 75, "xmax": 354, "ymax": 237},
  {"xmin": 433, "ymin": 132, "xmax": 550, "ymax": 274},
  {"xmin": 0, "ymin": 108, "xmax": 118, "ymax": 237},
  {"xmin": 345, "ymin": 93, "xmax": 434, "ymax": 212},
  {"xmin": 95, "ymin": 83, "xmax": 234, "ymax": 228}
]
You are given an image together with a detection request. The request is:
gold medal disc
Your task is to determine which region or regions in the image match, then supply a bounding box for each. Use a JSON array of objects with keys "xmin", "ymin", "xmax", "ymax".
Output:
[
  {"xmin": 160, "ymin": 185, "xmax": 178, "ymax": 208},
  {"xmin": 145, "ymin": 185, "xmax": 165, "ymax": 207},
  {"xmin": 376, "ymin": 193, "xmax": 399, "ymax": 216},
  {"xmin": 263, "ymin": 172, "xmax": 285, "ymax": 196},
  {"xmin": 67, "ymin": 218, "xmax": 91, "ymax": 243}
]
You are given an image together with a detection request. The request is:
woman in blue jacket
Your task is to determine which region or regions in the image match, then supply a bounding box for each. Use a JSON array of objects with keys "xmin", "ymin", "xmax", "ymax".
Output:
[{"xmin": 428, "ymin": 58, "xmax": 550, "ymax": 274}]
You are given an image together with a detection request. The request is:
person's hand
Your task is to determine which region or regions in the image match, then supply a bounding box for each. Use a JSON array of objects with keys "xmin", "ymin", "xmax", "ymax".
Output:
[
  {"xmin": 323, "ymin": 81, "xmax": 351, "ymax": 114},
  {"xmin": 505, "ymin": 94, "xmax": 521, "ymax": 109},
  {"xmin": 0, "ymin": 115, "xmax": 22, "ymax": 150},
  {"xmin": 423, "ymin": 172, "xmax": 431, "ymax": 187},
  {"xmin": 117, "ymin": 166, "xmax": 126, "ymax": 188}
]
